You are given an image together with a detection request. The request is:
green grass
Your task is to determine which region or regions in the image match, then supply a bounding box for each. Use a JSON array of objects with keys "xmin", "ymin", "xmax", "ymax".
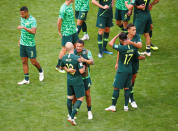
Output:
[{"xmin": 0, "ymin": 0, "xmax": 178, "ymax": 130}]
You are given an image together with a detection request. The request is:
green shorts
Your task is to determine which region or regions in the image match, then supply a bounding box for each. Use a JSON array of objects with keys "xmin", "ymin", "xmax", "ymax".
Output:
[
  {"xmin": 133, "ymin": 12, "xmax": 152, "ymax": 34},
  {"xmin": 83, "ymin": 77, "xmax": 92, "ymax": 91},
  {"xmin": 132, "ymin": 61, "xmax": 139, "ymax": 74},
  {"xmin": 62, "ymin": 33, "xmax": 78, "ymax": 46},
  {"xmin": 113, "ymin": 72, "xmax": 132, "ymax": 89},
  {"xmin": 20, "ymin": 45, "xmax": 36, "ymax": 58},
  {"xmin": 75, "ymin": 11, "xmax": 88, "ymax": 21},
  {"xmin": 96, "ymin": 16, "xmax": 113, "ymax": 29},
  {"xmin": 115, "ymin": 9, "xmax": 130, "ymax": 21},
  {"xmin": 67, "ymin": 78, "xmax": 85, "ymax": 98}
]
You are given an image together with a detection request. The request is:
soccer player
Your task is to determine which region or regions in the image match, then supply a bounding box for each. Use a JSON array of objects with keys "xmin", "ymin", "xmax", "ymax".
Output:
[
  {"xmin": 17, "ymin": 6, "xmax": 44, "ymax": 85},
  {"xmin": 74, "ymin": 40, "xmax": 94, "ymax": 119},
  {"xmin": 92, "ymin": 0, "xmax": 114, "ymax": 58},
  {"xmin": 56, "ymin": 0, "xmax": 78, "ymax": 73},
  {"xmin": 115, "ymin": 0, "xmax": 132, "ymax": 31},
  {"xmin": 115, "ymin": 24, "xmax": 143, "ymax": 108},
  {"xmin": 105, "ymin": 32, "xmax": 138, "ymax": 112},
  {"xmin": 61, "ymin": 42, "xmax": 85, "ymax": 126},
  {"xmin": 75, "ymin": 0, "xmax": 90, "ymax": 40},
  {"xmin": 125, "ymin": 0, "xmax": 159, "ymax": 56}
]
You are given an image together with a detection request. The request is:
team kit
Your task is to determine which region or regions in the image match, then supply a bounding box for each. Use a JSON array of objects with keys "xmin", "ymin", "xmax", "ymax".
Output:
[{"xmin": 17, "ymin": 0, "xmax": 159, "ymax": 126}]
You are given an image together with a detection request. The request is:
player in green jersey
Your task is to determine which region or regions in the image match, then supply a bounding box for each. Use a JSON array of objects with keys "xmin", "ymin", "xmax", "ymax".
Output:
[
  {"xmin": 74, "ymin": 40, "xmax": 94, "ymax": 119},
  {"xmin": 75, "ymin": 0, "xmax": 90, "ymax": 40},
  {"xmin": 125, "ymin": 0, "xmax": 159, "ymax": 56},
  {"xmin": 105, "ymin": 32, "xmax": 139, "ymax": 111},
  {"xmin": 17, "ymin": 6, "xmax": 44, "ymax": 85},
  {"xmin": 115, "ymin": 0, "xmax": 132, "ymax": 31},
  {"xmin": 92, "ymin": 0, "xmax": 115, "ymax": 58},
  {"xmin": 115, "ymin": 24, "xmax": 144, "ymax": 109},
  {"xmin": 61, "ymin": 42, "xmax": 85, "ymax": 126},
  {"xmin": 56, "ymin": 0, "xmax": 78, "ymax": 73}
]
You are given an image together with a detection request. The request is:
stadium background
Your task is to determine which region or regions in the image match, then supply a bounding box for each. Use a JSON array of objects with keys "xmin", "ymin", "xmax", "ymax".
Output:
[{"xmin": 0, "ymin": 0, "xmax": 177, "ymax": 130}]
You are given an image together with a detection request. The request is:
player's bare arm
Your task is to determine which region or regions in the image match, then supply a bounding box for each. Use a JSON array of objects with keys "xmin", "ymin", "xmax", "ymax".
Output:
[
  {"xmin": 80, "ymin": 57, "xmax": 94, "ymax": 65},
  {"xmin": 127, "ymin": 40, "xmax": 142, "ymax": 48},
  {"xmin": 57, "ymin": 18, "xmax": 62, "ymax": 38},
  {"xmin": 115, "ymin": 51, "xmax": 119, "ymax": 71},
  {"xmin": 149, "ymin": 0, "xmax": 160, "ymax": 10},
  {"xmin": 92, "ymin": 0, "xmax": 109, "ymax": 9},
  {"xmin": 109, "ymin": 34, "xmax": 120, "ymax": 47},
  {"xmin": 125, "ymin": 1, "xmax": 134, "ymax": 10},
  {"xmin": 17, "ymin": 26, "xmax": 36, "ymax": 34}
]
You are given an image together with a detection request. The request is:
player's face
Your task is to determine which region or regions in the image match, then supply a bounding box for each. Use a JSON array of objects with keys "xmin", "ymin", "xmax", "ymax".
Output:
[
  {"xmin": 128, "ymin": 26, "xmax": 136, "ymax": 36},
  {"xmin": 20, "ymin": 11, "xmax": 28, "ymax": 18},
  {"xmin": 76, "ymin": 43, "xmax": 84, "ymax": 53}
]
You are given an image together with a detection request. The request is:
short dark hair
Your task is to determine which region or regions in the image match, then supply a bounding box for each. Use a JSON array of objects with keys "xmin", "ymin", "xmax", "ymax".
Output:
[
  {"xmin": 127, "ymin": 23, "xmax": 135, "ymax": 30},
  {"xmin": 20, "ymin": 6, "xmax": 28, "ymax": 12},
  {"xmin": 76, "ymin": 39, "xmax": 84, "ymax": 45},
  {"xmin": 119, "ymin": 32, "xmax": 127, "ymax": 41}
]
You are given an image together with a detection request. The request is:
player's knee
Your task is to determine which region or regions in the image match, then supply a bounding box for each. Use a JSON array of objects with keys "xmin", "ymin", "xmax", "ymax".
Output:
[
  {"xmin": 30, "ymin": 60, "xmax": 37, "ymax": 65},
  {"xmin": 105, "ymin": 27, "xmax": 110, "ymax": 32},
  {"xmin": 98, "ymin": 29, "xmax": 104, "ymax": 35},
  {"xmin": 22, "ymin": 60, "xmax": 28, "ymax": 65}
]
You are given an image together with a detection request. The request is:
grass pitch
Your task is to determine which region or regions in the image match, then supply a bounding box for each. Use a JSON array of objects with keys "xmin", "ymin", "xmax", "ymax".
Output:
[{"xmin": 0, "ymin": 0, "xmax": 178, "ymax": 130}]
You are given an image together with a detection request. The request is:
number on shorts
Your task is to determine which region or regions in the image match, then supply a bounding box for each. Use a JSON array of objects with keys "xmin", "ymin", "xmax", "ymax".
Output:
[{"xmin": 124, "ymin": 54, "xmax": 133, "ymax": 65}]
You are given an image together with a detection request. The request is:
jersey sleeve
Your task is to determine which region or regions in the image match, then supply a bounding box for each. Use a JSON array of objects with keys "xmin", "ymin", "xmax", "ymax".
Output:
[
  {"xmin": 59, "ymin": 6, "xmax": 65, "ymax": 19},
  {"xmin": 78, "ymin": 62, "xmax": 84, "ymax": 69},
  {"xmin": 31, "ymin": 18, "xmax": 37, "ymax": 28},
  {"xmin": 60, "ymin": 58, "xmax": 65, "ymax": 68},
  {"xmin": 112, "ymin": 44, "xmax": 123, "ymax": 52},
  {"xmin": 131, "ymin": 0, "xmax": 135, "ymax": 5},
  {"xmin": 87, "ymin": 50, "xmax": 93, "ymax": 60}
]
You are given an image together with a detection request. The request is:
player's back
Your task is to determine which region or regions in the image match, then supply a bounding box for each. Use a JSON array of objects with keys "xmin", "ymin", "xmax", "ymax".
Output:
[{"xmin": 61, "ymin": 53, "xmax": 82, "ymax": 79}]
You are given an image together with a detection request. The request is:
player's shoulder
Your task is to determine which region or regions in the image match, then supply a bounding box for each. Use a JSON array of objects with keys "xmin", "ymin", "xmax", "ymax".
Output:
[{"xmin": 29, "ymin": 15, "xmax": 36, "ymax": 22}]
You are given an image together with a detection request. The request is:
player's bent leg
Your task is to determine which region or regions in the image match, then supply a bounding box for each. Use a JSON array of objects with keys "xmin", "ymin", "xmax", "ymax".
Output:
[
  {"xmin": 85, "ymin": 89, "xmax": 93, "ymax": 120},
  {"xmin": 105, "ymin": 88, "xmax": 119, "ymax": 112},
  {"xmin": 116, "ymin": 20, "xmax": 123, "ymax": 29},
  {"xmin": 30, "ymin": 58, "xmax": 44, "ymax": 81},
  {"xmin": 97, "ymin": 29, "xmax": 104, "ymax": 58},
  {"xmin": 69, "ymin": 96, "xmax": 84, "ymax": 126},
  {"xmin": 103, "ymin": 27, "xmax": 113, "ymax": 55},
  {"xmin": 143, "ymin": 33, "xmax": 151, "ymax": 56},
  {"xmin": 81, "ymin": 21, "xmax": 89, "ymax": 41},
  {"xmin": 18, "ymin": 57, "xmax": 30, "ymax": 85},
  {"xmin": 56, "ymin": 47, "xmax": 66, "ymax": 73},
  {"xmin": 124, "ymin": 88, "xmax": 130, "ymax": 111},
  {"xmin": 77, "ymin": 19, "xmax": 83, "ymax": 34}
]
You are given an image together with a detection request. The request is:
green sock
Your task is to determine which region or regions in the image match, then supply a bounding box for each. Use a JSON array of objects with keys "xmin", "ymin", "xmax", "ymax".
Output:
[
  {"xmin": 24, "ymin": 73, "xmax": 29, "ymax": 81},
  {"xmin": 82, "ymin": 21, "xmax": 87, "ymax": 33},
  {"xmin": 57, "ymin": 59, "xmax": 61, "ymax": 67},
  {"xmin": 67, "ymin": 99, "xmax": 72, "ymax": 116},
  {"xmin": 98, "ymin": 34, "xmax": 103, "ymax": 54},
  {"xmin": 71, "ymin": 100, "xmax": 82, "ymax": 119},
  {"xmin": 112, "ymin": 89, "xmax": 119, "ymax": 106},
  {"xmin": 124, "ymin": 89, "xmax": 130, "ymax": 106},
  {"xmin": 103, "ymin": 32, "xmax": 109, "ymax": 50},
  {"xmin": 87, "ymin": 106, "xmax": 91, "ymax": 111},
  {"xmin": 77, "ymin": 25, "xmax": 82, "ymax": 34},
  {"xmin": 146, "ymin": 46, "xmax": 151, "ymax": 53},
  {"xmin": 129, "ymin": 85, "xmax": 135, "ymax": 102}
]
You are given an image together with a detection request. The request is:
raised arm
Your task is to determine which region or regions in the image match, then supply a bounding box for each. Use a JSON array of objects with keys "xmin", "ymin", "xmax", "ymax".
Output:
[
  {"xmin": 115, "ymin": 51, "xmax": 119, "ymax": 71},
  {"xmin": 109, "ymin": 34, "xmax": 119, "ymax": 47}
]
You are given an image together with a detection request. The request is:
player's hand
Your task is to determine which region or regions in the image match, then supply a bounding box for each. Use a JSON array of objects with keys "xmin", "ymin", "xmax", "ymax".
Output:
[
  {"xmin": 138, "ymin": 55, "xmax": 146, "ymax": 60},
  {"xmin": 68, "ymin": 68, "xmax": 76, "ymax": 75},
  {"xmin": 125, "ymin": 1, "xmax": 128, "ymax": 5},
  {"xmin": 80, "ymin": 57, "xmax": 86, "ymax": 63},
  {"xmin": 149, "ymin": 4, "xmax": 153, "ymax": 10},
  {"xmin": 103, "ymin": 5, "xmax": 109, "ymax": 9},
  {"xmin": 58, "ymin": 32, "xmax": 62, "ymax": 38},
  {"xmin": 115, "ymin": 64, "xmax": 118, "ymax": 71},
  {"xmin": 17, "ymin": 26, "xmax": 24, "ymax": 30},
  {"xmin": 127, "ymin": 10, "xmax": 132, "ymax": 16}
]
